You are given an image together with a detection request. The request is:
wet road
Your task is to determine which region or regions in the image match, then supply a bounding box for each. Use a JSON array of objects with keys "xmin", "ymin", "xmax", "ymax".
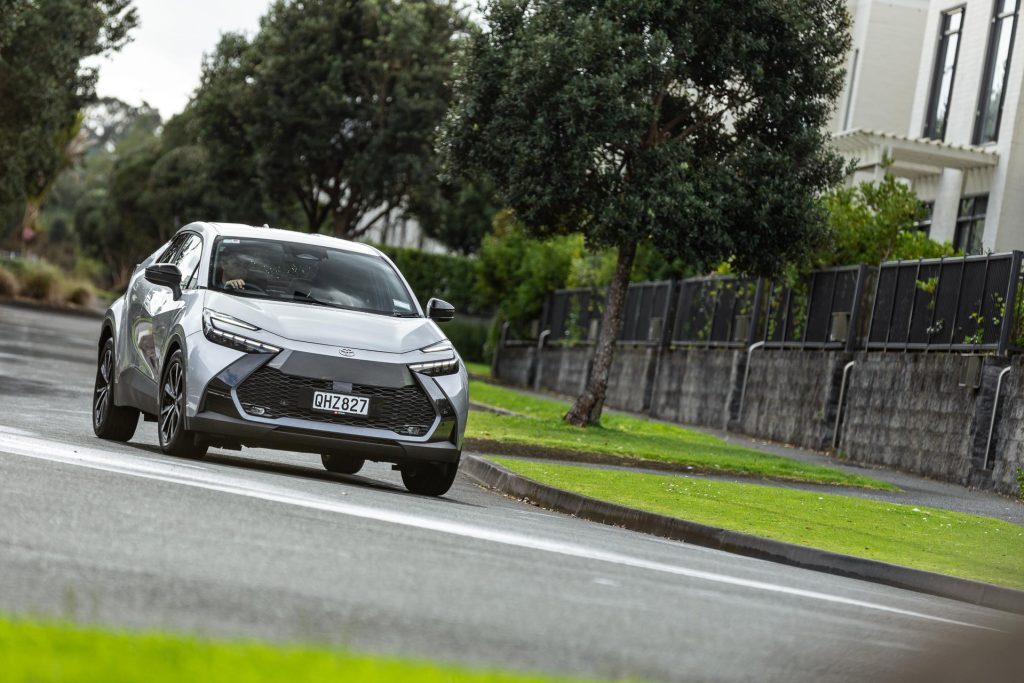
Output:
[{"xmin": 0, "ymin": 304, "xmax": 1020, "ymax": 682}]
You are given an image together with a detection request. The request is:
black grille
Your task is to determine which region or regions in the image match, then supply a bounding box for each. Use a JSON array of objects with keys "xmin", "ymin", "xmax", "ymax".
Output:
[{"xmin": 236, "ymin": 366, "xmax": 437, "ymax": 435}]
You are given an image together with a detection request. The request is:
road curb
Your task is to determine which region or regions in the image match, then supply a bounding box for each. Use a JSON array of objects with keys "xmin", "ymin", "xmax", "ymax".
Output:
[{"xmin": 461, "ymin": 454, "xmax": 1024, "ymax": 615}]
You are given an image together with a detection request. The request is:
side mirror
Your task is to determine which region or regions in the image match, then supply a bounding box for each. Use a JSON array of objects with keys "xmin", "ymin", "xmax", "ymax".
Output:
[
  {"xmin": 426, "ymin": 297, "xmax": 455, "ymax": 322},
  {"xmin": 145, "ymin": 264, "xmax": 183, "ymax": 300}
]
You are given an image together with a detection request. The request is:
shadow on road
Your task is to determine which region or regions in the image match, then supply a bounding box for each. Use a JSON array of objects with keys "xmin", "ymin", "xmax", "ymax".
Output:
[{"xmin": 117, "ymin": 441, "xmax": 481, "ymax": 507}]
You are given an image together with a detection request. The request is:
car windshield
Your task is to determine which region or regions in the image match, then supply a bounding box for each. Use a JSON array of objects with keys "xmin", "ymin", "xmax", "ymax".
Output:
[{"xmin": 210, "ymin": 237, "xmax": 418, "ymax": 317}]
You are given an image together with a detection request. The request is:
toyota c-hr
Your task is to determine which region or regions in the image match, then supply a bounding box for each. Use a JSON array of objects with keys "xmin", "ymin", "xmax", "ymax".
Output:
[{"xmin": 92, "ymin": 222, "xmax": 469, "ymax": 496}]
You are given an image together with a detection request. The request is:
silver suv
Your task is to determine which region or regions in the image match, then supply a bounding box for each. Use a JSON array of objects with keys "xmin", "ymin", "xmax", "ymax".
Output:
[{"xmin": 92, "ymin": 222, "xmax": 469, "ymax": 496}]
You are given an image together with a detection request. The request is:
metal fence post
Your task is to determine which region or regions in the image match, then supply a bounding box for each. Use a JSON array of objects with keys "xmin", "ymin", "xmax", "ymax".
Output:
[
  {"xmin": 646, "ymin": 279, "xmax": 680, "ymax": 415},
  {"xmin": 491, "ymin": 321, "xmax": 510, "ymax": 378},
  {"xmin": 997, "ymin": 250, "xmax": 1023, "ymax": 357},
  {"xmin": 846, "ymin": 265, "xmax": 868, "ymax": 352},
  {"xmin": 747, "ymin": 278, "xmax": 765, "ymax": 347}
]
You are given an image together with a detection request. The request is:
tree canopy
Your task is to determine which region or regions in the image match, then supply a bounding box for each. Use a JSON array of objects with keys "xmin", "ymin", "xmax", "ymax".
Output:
[
  {"xmin": 442, "ymin": 0, "xmax": 852, "ymax": 425},
  {"xmin": 190, "ymin": 0, "xmax": 468, "ymax": 239},
  {"xmin": 0, "ymin": 0, "xmax": 137, "ymax": 219}
]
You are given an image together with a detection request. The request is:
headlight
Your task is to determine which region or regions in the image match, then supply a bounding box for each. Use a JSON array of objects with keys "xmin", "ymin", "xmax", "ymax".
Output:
[
  {"xmin": 203, "ymin": 310, "xmax": 281, "ymax": 354},
  {"xmin": 408, "ymin": 340, "xmax": 458, "ymax": 376}
]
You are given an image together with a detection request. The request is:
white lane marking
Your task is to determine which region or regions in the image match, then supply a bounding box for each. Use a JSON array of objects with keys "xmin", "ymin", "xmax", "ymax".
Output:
[
  {"xmin": 0, "ymin": 429, "xmax": 999, "ymax": 632},
  {"xmin": 45, "ymin": 408, "xmax": 92, "ymax": 416}
]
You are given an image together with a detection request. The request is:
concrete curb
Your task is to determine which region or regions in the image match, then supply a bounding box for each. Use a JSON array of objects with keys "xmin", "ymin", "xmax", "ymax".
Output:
[{"xmin": 462, "ymin": 454, "xmax": 1024, "ymax": 616}]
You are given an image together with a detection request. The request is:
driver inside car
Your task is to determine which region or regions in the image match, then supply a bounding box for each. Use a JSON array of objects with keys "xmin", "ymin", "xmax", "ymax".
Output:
[{"xmin": 220, "ymin": 253, "xmax": 253, "ymax": 290}]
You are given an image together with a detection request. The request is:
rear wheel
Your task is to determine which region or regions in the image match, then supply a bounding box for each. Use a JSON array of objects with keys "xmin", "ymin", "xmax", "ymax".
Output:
[
  {"xmin": 321, "ymin": 452, "xmax": 365, "ymax": 475},
  {"xmin": 93, "ymin": 337, "xmax": 139, "ymax": 441},
  {"xmin": 158, "ymin": 350, "xmax": 208, "ymax": 458},
  {"xmin": 401, "ymin": 461, "xmax": 458, "ymax": 497}
]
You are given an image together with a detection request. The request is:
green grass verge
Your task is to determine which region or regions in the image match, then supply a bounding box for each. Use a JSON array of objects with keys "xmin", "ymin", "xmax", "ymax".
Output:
[
  {"xmin": 467, "ymin": 382, "xmax": 894, "ymax": 490},
  {"xmin": 0, "ymin": 616, "xmax": 612, "ymax": 683},
  {"xmin": 464, "ymin": 361, "xmax": 492, "ymax": 377},
  {"xmin": 490, "ymin": 458, "xmax": 1024, "ymax": 590}
]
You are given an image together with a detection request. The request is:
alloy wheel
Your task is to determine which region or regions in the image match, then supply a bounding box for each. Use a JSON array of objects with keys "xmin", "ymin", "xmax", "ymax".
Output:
[
  {"xmin": 159, "ymin": 360, "xmax": 184, "ymax": 446},
  {"xmin": 93, "ymin": 347, "xmax": 113, "ymax": 428}
]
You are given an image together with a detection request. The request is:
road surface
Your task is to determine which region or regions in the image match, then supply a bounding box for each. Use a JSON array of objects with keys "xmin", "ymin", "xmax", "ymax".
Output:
[{"xmin": 0, "ymin": 303, "xmax": 1020, "ymax": 682}]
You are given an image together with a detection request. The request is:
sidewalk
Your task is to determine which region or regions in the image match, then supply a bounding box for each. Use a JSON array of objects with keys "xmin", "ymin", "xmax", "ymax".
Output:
[{"xmin": 466, "ymin": 378, "xmax": 1024, "ymax": 526}]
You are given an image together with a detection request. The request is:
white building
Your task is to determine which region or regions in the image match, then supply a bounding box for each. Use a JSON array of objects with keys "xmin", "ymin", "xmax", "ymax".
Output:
[{"xmin": 831, "ymin": 0, "xmax": 1023, "ymax": 253}]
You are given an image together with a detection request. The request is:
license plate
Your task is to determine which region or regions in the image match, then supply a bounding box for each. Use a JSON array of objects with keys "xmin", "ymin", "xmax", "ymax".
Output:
[{"xmin": 312, "ymin": 391, "xmax": 370, "ymax": 416}]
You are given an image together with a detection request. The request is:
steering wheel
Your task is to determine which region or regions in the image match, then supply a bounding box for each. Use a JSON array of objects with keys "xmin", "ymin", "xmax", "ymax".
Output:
[{"xmin": 242, "ymin": 282, "xmax": 266, "ymax": 294}]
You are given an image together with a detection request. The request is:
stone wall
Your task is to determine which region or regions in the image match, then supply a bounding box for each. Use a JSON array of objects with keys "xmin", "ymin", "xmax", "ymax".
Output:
[
  {"xmin": 838, "ymin": 353, "xmax": 979, "ymax": 484},
  {"xmin": 986, "ymin": 355, "xmax": 1024, "ymax": 493},
  {"xmin": 649, "ymin": 348, "xmax": 736, "ymax": 428},
  {"xmin": 738, "ymin": 350, "xmax": 849, "ymax": 451},
  {"xmin": 491, "ymin": 340, "xmax": 1024, "ymax": 495}
]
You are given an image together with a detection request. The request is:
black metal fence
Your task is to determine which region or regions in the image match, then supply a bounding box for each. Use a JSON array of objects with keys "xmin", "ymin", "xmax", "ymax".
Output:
[
  {"xmin": 533, "ymin": 251, "xmax": 1024, "ymax": 356},
  {"xmin": 867, "ymin": 252, "xmax": 1024, "ymax": 354}
]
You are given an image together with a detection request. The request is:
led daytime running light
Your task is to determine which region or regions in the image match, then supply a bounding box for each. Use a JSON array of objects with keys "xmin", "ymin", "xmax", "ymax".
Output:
[{"xmin": 203, "ymin": 310, "xmax": 280, "ymax": 354}]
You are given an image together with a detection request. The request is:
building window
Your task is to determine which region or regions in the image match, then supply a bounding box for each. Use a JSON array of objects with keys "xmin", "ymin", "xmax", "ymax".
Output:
[
  {"xmin": 955, "ymin": 195, "xmax": 988, "ymax": 254},
  {"xmin": 974, "ymin": 0, "xmax": 1020, "ymax": 144},
  {"xmin": 915, "ymin": 201, "xmax": 935, "ymax": 235},
  {"xmin": 924, "ymin": 8, "xmax": 965, "ymax": 140}
]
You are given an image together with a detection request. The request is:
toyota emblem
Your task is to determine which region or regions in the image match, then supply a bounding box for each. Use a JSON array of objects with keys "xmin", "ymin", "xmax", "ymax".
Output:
[{"xmin": 338, "ymin": 347, "xmax": 356, "ymax": 357}]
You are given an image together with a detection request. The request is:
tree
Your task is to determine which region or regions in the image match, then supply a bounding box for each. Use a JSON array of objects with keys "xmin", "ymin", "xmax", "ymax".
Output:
[
  {"xmin": 189, "ymin": 34, "xmax": 272, "ymax": 225},
  {"xmin": 817, "ymin": 172, "xmax": 956, "ymax": 267},
  {"xmin": 442, "ymin": 0, "xmax": 851, "ymax": 425},
  {"xmin": 0, "ymin": 0, "xmax": 138, "ymax": 235},
  {"xmin": 190, "ymin": 0, "xmax": 467, "ymax": 238},
  {"xmin": 407, "ymin": 176, "xmax": 499, "ymax": 254}
]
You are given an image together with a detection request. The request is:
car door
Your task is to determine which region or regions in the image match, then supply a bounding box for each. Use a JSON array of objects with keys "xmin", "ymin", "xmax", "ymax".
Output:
[
  {"xmin": 123, "ymin": 234, "xmax": 188, "ymax": 402},
  {"xmin": 151, "ymin": 232, "xmax": 204, "ymax": 377}
]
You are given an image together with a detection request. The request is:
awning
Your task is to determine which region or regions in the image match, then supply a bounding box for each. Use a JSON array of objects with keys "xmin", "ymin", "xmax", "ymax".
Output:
[{"xmin": 831, "ymin": 129, "xmax": 998, "ymax": 178}]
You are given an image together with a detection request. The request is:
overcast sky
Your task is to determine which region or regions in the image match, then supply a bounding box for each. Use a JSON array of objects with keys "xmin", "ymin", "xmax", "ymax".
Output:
[{"xmin": 89, "ymin": 0, "xmax": 274, "ymax": 120}]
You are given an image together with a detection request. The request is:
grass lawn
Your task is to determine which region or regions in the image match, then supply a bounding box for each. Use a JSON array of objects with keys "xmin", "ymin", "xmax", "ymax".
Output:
[
  {"xmin": 0, "ymin": 616, "xmax": 613, "ymax": 683},
  {"xmin": 490, "ymin": 458, "xmax": 1024, "ymax": 590},
  {"xmin": 464, "ymin": 360, "xmax": 492, "ymax": 377},
  {"xmin": 467, "ymin": 381, "xmax": 894, "ymax": 490}
]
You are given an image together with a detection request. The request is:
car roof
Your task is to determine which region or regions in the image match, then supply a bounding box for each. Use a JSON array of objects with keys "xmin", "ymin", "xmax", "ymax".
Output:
[{"xmin": 191, "ymin": 222, "xmax": 383, "ymax": 258}]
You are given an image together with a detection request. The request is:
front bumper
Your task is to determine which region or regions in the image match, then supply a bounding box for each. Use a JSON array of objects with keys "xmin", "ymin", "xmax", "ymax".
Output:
[{"xmin": 187, "ymin": 346, "xmax": 465, "ymax": 465}]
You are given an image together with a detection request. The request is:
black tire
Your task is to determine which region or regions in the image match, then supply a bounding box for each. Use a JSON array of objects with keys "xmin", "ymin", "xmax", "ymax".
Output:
[
  {"xmin": 158, "ymin": 350, "xmax": 208, "ymax": 458},
  {"xmin": 401, "ymin": 461, "xmax": 458, "ymax": 497},
  {"xmin": 93, "ymin": 337, "xmax": 140, "ymax": 441},
  {"xmin": 321, "ymin": 452, "xmax": 365, "ymax": 475}
]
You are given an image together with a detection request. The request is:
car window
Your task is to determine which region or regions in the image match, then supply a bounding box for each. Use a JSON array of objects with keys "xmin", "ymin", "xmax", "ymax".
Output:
[
  {"xmin": 210, "ymin": 237, "xmax": 418, "ymax": 317},
  {"xmin": 158, "ymin": 234, "xmax": 188, "ymax": 264},
  {"xmin": 174, "ymin": 235, "xmax": 203, "ymax": 289}
]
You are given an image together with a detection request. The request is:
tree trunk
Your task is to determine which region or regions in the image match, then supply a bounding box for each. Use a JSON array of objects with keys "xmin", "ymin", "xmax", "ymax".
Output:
[
  {"xmin": 20, "ymin": 196, "xmax": 41, "ymax": 246},
  {"xmin": 564, "ymin": 239, "xmax": 638, "ymax": 427}
]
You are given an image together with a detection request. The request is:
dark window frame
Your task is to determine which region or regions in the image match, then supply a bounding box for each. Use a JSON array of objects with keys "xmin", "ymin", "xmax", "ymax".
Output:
[
  {"xmin": 915, "ymin": 201, "xmax": 935, "ymax": 236},
  {"xmin": 955, "ymin": 194, "xmax": 989, "ymax": 254},
  {"xmin": 973, "ymin": 0, "xmax": 1020, "ymax": 144},
  {"xmin": 924, "ymin": 6, "xmax": 967, "ymax": 140}
]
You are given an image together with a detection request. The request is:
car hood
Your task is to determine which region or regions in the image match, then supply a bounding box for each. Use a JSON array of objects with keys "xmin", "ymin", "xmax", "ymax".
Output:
[{"xmin": 204, "ymin": 291, "xmax": 443, "ymax": 354}]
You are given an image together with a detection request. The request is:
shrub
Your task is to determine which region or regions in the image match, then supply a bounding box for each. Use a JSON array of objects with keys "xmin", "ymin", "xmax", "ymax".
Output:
[
  {"xmin": 443, "ymin": 315, "xmax": 490, "ymax": 363},
  {"xmin": 18, "ymin": 263, "xmax": 63, "ymax": 303},
  {"xmin": 0, "ymin": 266, "xmax": 18, "ymax": 297},
  {"xmin": 65, "ymin": 282, "xmax": 94, "ymax": 307},
  {"xmin": 375, "ymin": 244, "xmax": 490, "ymax": 316}
]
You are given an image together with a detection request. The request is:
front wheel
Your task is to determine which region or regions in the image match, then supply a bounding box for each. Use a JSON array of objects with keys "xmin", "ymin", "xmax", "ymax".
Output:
[
  {"xmin": 158, "ymin": 350, "xmax": 208, "ymax": 459},
  {"xmin": 401, "ymin": 462, "xmax": 458, "ymax": 497},
  {"xmin": 93, "ymin": 337, "xmax": 139, "ymax": 441}
]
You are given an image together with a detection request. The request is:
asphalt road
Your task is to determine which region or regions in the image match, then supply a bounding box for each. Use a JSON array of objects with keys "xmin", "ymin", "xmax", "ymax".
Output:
[{"xmin": 1, "ymin": 303, "xmax": 1021, "ymax": 682}]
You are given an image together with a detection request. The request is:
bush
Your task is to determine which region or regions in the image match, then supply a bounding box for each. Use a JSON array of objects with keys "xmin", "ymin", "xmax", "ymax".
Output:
[
  {"xmin": 443, "ymin": 315, "xmax": 490, "ymax": 363},
  {"xmin": 0, "ymin": 266, "xmax": 18, "ymax": 297},
  {"xmin": 19, "ymin": 266, "xmax": 62, "ymax": 303},
  {"xmin": 375, "ymin": 244, "xmax": 490, "ymax": 316},
  {"xmin": 65, "ymin": 282, "xmax": 94, "ymax": 306}
]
